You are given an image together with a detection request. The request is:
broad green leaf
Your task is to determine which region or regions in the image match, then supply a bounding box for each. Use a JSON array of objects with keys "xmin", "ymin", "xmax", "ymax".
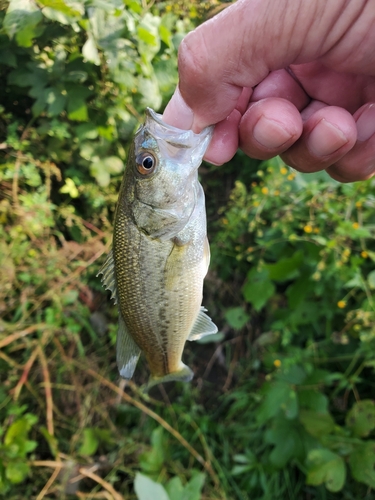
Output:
[
  {"xmin": 134, "ymin": 473, "xmax": 169, "ymax": 500},
  {"xmin": 349, "ymin": 442, "xmax": 375, "ymax": 488},
  {"xmin": 4, "ymin": 0, "xmax": 43, "ymax": 47},
  {"xmin": 242, "ymin": 267, "xmax": 275, "ymax": 311},
  {"xmin": 37, "ymin": 0, "xmax": 83, "ymax": 16},
  {"xmin": 137, "ymin": 13, "xmax": 161, "ymax": 61},
  {"xmin": 82, "ymin": 35, "xmax": 100, "ymax": 66},
  {"xmin": 165, "ymin": 476, "xmax": 184, "ymax": 500},
  {"xmin": 181, "ymin": 473, "xmax": 205, "ymax": 500},
  {"xmin": 60, "ymin": 178, "xmax": 79, "ymax": 198},
  {"xmin": 265, "ymin": 251, "xmax": 303, "ymax": 282},
  {"xmin": 139, "ymin": 427, "xmax": 166, "ymax": 475},
  {"xmin": 46, "ymin": 87, "xmax": 66, "ymax": 116},
  {"xmin": 75, "ymin": 123, "xmax": 98, "ymax": 141},
  {"xmin": 5, "ymin": 462, "xmax": 29, "ymax": 484},
  {"xmin": 67, "ymin": 87, "xmax": 92, "ymax": 121},
  {"xmin": 265, "ymin": 417, "xmax": 307, "ymax": 468},
  {"xmin": 299, "ymin": 410, "xmax": 335, "ymax": 438},
  {"xmin": 344, "ymin": 272, "xmax": 365, "ymax": 290},
  {"xmin": 78, "ymin": 428, "xmax": 99, "ymax": 456},
  {"xmin": 298, "ymin": 390, "xmax": 329, "ymax": 413},
  {"xmin": 257, "ymin": 381, "xmax": 297, "ymax": 422},
  {"xmin": 346, "ymin": 400, "xmax": 375, "ymax": 437},
  {"xmin": 224, "ymin": 307, "xmax": 249, "ymax": 330},
  {"xmin": 306, "ymin": 448, "xmax": 346, "ymax": 492},
  {"xmin": 138, "ymin": 76, "xmax": 162, "ymax": 110}
]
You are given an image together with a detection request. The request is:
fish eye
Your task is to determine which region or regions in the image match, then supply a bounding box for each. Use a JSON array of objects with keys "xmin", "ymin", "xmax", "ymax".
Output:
[{"xmin": 136, "ymin": 152, "xmax": 157, "ymax": 175}]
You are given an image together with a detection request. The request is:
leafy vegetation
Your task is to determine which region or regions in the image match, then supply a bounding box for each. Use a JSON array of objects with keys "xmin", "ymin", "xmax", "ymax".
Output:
[{"xmin": 1, "ymin": 0, "xmax": 375, "ymax": 498}]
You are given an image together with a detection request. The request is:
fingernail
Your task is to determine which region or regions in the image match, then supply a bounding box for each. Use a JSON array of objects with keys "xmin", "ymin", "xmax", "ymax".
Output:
[
  {"xmin": 162, "ymin": 87, "xmax": 194, "ymax": 130},
  {"xmin": 253, "ymin": 116, "xmax": 292, "ymax": 149},
  {"xmin": 356, "ymin": 105, "xmax": 375, "ymax": 142},
  {"xmin": 308, "ymin": 119, "xmax": 348, "ymax": 157}
]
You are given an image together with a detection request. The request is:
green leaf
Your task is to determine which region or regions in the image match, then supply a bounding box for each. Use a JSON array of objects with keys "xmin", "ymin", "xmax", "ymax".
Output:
[
  {"xmin": 4, "ymin": 0, "xmax": 43, "ymax": 47},
  {"xmin": 306, "ymin": 448, "xmax": 346, "ymax": 492},
  {"xmin": 257, "ymin": 381, "xmax": 298, "ymax": 423},
  {"xmin": 368, "ymin": 270, "xmax": 375, "ymax": 290},
  {"xmin": 67, "ymin": 87, "xmax": 92, "ymax": 121},
  {"xmin": 264, "ymin": 251, "xmax": 303, "ymax": 282},
  {"xmin": 60, "ymin": 178, "xmax": 79, "ymax": 198},
  {"xmin": 298, "ymin": 390, "xmax": 329, "ymax": 413},
  {"xmin": 38, "ymin": 0, "xmax": 83, "ymax": 16},
  {"xmin": 349, "ymin": 442, "xmax": 375, "ymax": 488},
  {"xmin": 165, "ymin": 476, "xmax": 184, "ymax": 500},
  {"xmin": 224, "ymin": 307, "xmax": 249, "ymax": 330},
  {"xmin": 137, "ymin": 13, "xmax": 161, "ymax": 61},
  {"xmin": 299, "ymin": 410, "xmax": 335, "ymax": 438},
  {"xmin": 78, "ymin": 428, "xmax": 99, "ymax": 456},
  {"xmin": 181, "ymin": 473, "xmax": 205, "ymax": 500},
  {"xmin": 139, "ymin": 427, "xmax": 166, "ymax": 475},
  {"xmin": 242, "ymin": 267, "xmax": 275, "ymax": 311},
  {"xmin": 82, "ymin": 35, "xmax": 100, "ymax": 66},
  {"xmin": 5, "ymin": 462, "xmax": 29, "ymax": 484},
  {"xmin": 265, "ymin": 417, "xmax": 307, "ymax": 468},
  {"xmin": 46, "ymin": 87, "xmax": 66, "ymax": 116},
  {"xmin": 90, "ymin": 157, "xmax": 124, "ymax": 187},
  {"xmin": 346, "ymin": 400, "xmax": 375, "ymax": 437},
  {"xmin": 134, "ymin": 473, "xmax": 169, "ymax": 500}
]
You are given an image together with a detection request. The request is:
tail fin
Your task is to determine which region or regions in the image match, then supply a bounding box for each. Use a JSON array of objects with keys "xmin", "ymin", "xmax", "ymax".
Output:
[{"xmin": 142, "ymin": 363, "xmax": 194, "ymax": 392}]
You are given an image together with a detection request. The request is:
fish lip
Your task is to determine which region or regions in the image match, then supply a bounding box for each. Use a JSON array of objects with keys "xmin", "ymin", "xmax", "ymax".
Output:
[{"xmin": 144, "ymin": 107, "xmax": 213, "ymax": 157}]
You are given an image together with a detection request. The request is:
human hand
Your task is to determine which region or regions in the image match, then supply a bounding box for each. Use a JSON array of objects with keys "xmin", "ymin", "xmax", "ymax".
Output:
[{"xmin": 163, "ymin": 0, "xmax": 375, "ymax": 182}]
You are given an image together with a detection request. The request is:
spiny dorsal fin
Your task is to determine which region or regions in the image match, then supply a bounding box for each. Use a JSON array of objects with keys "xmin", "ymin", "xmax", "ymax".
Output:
[
  {"xmin": 188, "ymin": 307, "xmax": 218, "ymax": 341},
  {"xmin": 97, "ymin": 249, "xmax": 117, "ymax": 304},
  {"xmin": 117, "ymin": 313, "xmax": 141, "ymax": 379}
]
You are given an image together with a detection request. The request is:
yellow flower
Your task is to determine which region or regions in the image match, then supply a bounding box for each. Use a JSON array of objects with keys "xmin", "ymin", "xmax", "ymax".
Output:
[
  {"xmin": 287, "ymin": 173, "xmax": 295, "ymax": 181},
  {"xmin": 253, "ymin": 201, "xmax": 260, "ymax": 207},
  {"xmin": 222, "ymin": 218, "xmax": 228, "ymax": 225},
  {"xmin": 343, "ymin": 249, "xmax": 351, "ymax": 257},
  {"xmin": 352, "ymin": 222, "xmax": 359, "ymax": 229},
  {"xmin": 261, "ymin": 187, "xmax": 269, "ymax": 195},
  {"xmin": 273, "ymin": 359, "xmax": 282, "ymax": 368},
  {"xmin": 251, "ymin": 182, "xmax": 257, "ymax": 187},
  {"xmin": 361, "ymin": 251, "xmax": 368, "ymax": 258},
  {"xmin": 337, "ymin": 300, "xmax": 346, "ymax": 309},
  {"xmin": 274, "ymin": 190, "xmax": 280, "ymax": 196},
  {"xmin": 355, "ymin": 201, "xmax": 362, "ymax": 208},
  {"xmin": 313, "ymin": 227, "xmax": 320, "ymax": 233},
  {"xmin": 280, "ymin": 167, "xmax": 288, "ymax": 175},
  {"xmin": 304, "ymin": 225, "xmax": 313, "ymax": 233}
]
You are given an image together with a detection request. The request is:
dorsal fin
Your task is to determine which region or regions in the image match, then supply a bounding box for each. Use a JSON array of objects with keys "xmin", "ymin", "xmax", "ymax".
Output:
[
  {"xmin": 188, "ymin": 307, "xmax": 218, "ymax": 341},
  {"xmin": 117, "ymin": 313, "xmax": 141, "ymax": 379},
  {"xmin": 97, "ymin": 249, "xmax": 117, "ymax": 304}
]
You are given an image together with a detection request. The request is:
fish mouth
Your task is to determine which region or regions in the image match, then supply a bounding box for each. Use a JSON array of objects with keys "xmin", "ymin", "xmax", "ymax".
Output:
[{"xmin": 144, "ymin": 108, "xmax": 213, "ymax": 161}]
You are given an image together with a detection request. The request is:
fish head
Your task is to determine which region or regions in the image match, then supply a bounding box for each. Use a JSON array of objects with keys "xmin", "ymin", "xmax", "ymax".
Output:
[{"xmin": 127, "ymin": 108, "xmax": 213, "ymax": 237}]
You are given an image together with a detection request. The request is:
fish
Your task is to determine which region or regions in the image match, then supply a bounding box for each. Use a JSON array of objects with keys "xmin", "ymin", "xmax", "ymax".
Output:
[{"xmin": 97, "ymin": 108, "xmax": 218, "ymax": 389}]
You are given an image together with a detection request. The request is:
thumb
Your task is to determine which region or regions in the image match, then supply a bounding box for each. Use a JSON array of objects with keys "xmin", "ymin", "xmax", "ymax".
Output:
[{"xmin": 163, "ymin": 0, "xmax": 362, "ymax": 131}]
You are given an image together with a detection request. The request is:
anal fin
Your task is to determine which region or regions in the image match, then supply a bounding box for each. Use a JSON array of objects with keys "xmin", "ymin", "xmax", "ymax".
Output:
[
  {"xmin": 117, "ymin": 313, "xmax": 141, "ymax": 379},
  {"xmin": 97, "ymin": 249, "xmax": 118, "ymax": 304},
  {"xmin": 188, "ymin": 306, "xmax": 218, "ymax": 341}
]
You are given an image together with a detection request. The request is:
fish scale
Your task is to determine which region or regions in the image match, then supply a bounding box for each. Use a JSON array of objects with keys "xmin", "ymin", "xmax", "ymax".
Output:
[{"xmin": 98, "ymin": 108, "xmax": 218, "ymax": 389}]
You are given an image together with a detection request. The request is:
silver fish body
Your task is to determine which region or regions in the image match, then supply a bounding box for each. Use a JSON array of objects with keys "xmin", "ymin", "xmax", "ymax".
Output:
[{"xmin": 98, "ymin": 108, "xmax": 217, "ymax": 387}]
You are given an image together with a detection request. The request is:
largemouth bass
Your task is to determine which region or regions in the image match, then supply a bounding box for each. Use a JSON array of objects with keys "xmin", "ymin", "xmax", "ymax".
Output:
[{"xmin": 98, "ymin": 108, "xmax": 218, "ymax": 388}]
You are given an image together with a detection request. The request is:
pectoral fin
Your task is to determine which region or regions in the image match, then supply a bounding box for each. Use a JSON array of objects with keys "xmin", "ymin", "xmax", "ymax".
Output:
[
  {"xmin": 117, "ymin": 313, "xmax": 141, "ymax": 379},
  {"xmin": 188, "ymin": 307, "xmax": 218, "ymax": 341},
  {"xmin": 97, "ymin": 249, "xmax": 117, "ymax": 304}
]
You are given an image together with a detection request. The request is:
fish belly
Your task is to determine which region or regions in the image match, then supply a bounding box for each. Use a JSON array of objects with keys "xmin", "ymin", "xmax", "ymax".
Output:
[{"xmin": 114, "ymin": 212, "xmax": 205, "ymax": 378}]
